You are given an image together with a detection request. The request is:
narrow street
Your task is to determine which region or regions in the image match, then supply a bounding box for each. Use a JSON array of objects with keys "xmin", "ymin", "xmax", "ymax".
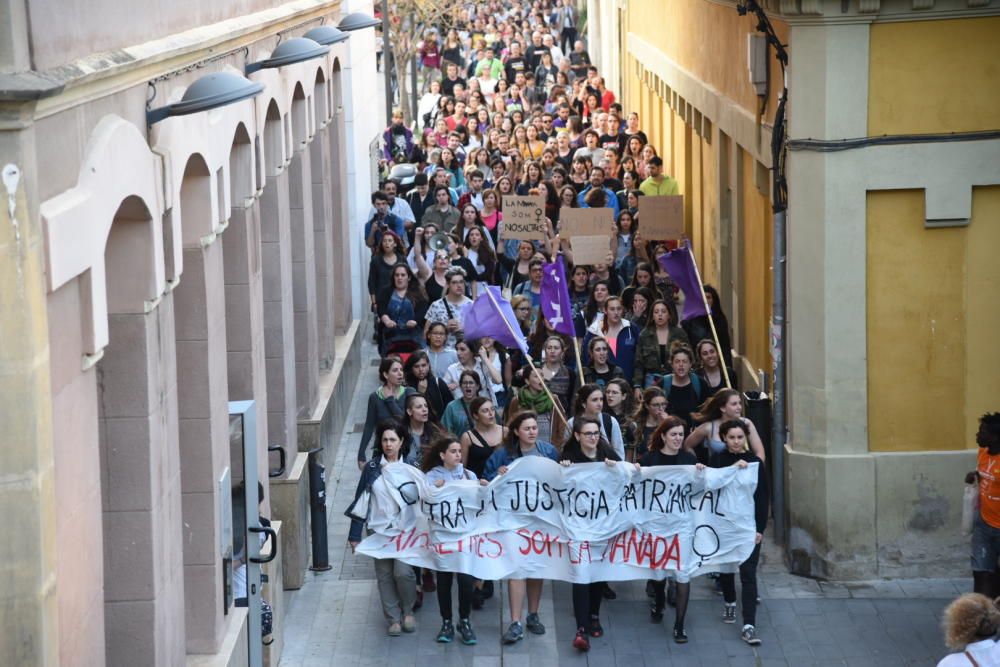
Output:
[{"xmin": 278, "ymin": 337, "xmax": 957, "ymax": 667}]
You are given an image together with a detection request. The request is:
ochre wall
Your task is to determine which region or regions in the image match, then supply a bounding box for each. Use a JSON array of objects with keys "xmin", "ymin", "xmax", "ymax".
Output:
[
  {"xmin": 867, "ymin": 187, "xmax": 1000, "ymax": 451},
  {"xmin": 627, "ymin": 0, "xmax": 788, "ymax": 126},
  {"xmin": 868, "ymin": 17, "xmax": 1000, "ymax": 135},
  {"xmin": 740, "ymin": 149, "xmax": 772, "ymax": 372},
  {"xmin": 622, "ymin": 0, "xmax": 777, "ymax": 373}
]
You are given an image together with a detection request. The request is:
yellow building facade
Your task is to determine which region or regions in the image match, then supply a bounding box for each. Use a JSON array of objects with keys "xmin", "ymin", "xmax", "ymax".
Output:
[{"xmin": 591, "ymin": 0, "xmax": 1000, "ymax": 578}]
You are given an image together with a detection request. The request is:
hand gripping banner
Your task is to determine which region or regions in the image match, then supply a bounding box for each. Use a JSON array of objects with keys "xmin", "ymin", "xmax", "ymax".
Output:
[{"xmin": 356, "ymin": 458, "xmax": 759, "ymax": 583}]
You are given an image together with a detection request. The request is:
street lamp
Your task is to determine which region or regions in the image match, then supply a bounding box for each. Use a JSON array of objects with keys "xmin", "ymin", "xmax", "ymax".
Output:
[
  {"xmin": 337, "ymin": 12, "xmax": 381, "ymax": 31},
  {"xmin": 147, "ymin": 71, "xmax": 263, "ymax": 125},
  {"xmin": 245, "ymin": 37, "xmax": 330, "ymax": 74},
  {"xmin": 303, "ymin": 25, "xmax": 351, "ymax": 46}
]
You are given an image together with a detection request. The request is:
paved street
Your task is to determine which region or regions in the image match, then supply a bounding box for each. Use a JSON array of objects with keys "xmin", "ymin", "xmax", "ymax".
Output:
[{"xmin": 279, "ymin": 339, "xmax": 960, "ymax": 667}]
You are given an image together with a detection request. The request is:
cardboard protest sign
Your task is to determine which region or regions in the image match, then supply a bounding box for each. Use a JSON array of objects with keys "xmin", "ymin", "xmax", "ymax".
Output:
[
  {"xmin": 559, "ymin": 207, "xmax": 615, "ymax": 238},
  {"xmin": 571, "ymin": 235, "xmax": 613, "ymax": 266},
  {"xmin": 356, "ymin": 457, "xmax": 759, "ymax": 583},
  {"xmin": 500, "ymin": 195, "xmax": 547, "ymax": 240},
  {"xmin": 638, "ymin": 195, "xmax": 684, "ymax": 239}
]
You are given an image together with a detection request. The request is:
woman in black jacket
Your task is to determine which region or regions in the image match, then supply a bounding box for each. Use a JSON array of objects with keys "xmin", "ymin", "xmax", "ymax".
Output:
[
  {"xmin": 711, "ymin": 419, "xmax": 768, "ymax": 647},
  {"xmin": 356, "ymin": 356, "xmax": 414, "ymax": 469},
  {"xmin": 404, "ymin": 351, "xmax": 451, "ymax": 423},
  {"xmin": 641, "ymin": 416, "xmax": 701, "ymax": 643},
  {"xmin": 560, "ymin": 417, "xmax": 622, "ymax": 653}
]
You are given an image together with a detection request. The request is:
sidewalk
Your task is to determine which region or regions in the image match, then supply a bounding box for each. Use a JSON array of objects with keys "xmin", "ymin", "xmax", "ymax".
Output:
[{"xmin": 278, "ymin": 337, "xmax": 956, "ymax": 666}]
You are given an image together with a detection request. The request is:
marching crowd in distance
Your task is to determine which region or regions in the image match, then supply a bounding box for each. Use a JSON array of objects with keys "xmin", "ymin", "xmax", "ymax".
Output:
[{"xmin": 352, "ymin": 0, "xmax": 768, "ymax": 653}]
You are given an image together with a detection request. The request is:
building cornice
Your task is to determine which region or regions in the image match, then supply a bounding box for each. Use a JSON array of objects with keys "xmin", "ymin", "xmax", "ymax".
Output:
[
  {"xmin": 706, "ymin": 0, "xmax": 997, "ymax": 22},
  {"xmin": 0, "ymin": 0, "xmax": 340, "ymax": 120}
]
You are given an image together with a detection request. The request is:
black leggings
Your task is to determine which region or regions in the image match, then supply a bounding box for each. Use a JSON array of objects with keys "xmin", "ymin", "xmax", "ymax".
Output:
[
  {"xmin": 572, "ymin": 582, "xmax": 604, "ymax": 629},
  {"xmin": 437, "ymin": 571, "xmax": 474, "ymax": 620},
  {"xmin": 652, "ymin": 579, "xmax": 691, "ymax": 628},
  {"xmin": 720, "ymin": 543, "xmax": 761, "ymax": 626}
]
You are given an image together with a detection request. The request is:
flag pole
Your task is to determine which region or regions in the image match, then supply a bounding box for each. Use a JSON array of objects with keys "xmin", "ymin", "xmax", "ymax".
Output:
[
  {"xmin": 685, "ymin": 242, "xmax": 732, "ymax": 389},
  {"xmin": 572, "ymin": 337, "xmax": 586, "ymax": 386},
  {"xmin": 482, "ymin": 287, "xmax": 568, "ymax": 425}
]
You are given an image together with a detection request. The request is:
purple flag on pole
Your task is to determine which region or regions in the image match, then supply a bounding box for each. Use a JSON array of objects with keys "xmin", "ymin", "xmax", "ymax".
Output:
[
  {"xmin": 463, "ymin": 286, "xmax": 530, "ymax": 355},
  {"xmin": 540, "ymin": 260, "xmax": 576, "ymax": 337},
  {"xmin": 658, "ymin": 243, "xmax": 709, "ymax": 322}
]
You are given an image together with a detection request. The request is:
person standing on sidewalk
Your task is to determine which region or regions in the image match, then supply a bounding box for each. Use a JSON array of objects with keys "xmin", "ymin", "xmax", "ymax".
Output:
[
  {"xmin": 712, "ymin": 419, "xmax": 768, "ymax": 646},
  {"xmin": 967, "ymin": 412, "xmax": 1000, "ymax": 598},
  {"xmin": 347, "ymin": 422, "xmax": 418, "ymax": 636},
  {"xmin": 423, "ymin": 436, "xmax": 487, "ymax": 646}
]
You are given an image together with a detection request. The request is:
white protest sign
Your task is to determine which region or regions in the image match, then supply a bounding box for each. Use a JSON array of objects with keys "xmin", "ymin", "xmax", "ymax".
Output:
[
  {"xmin": 500, "ymin": 195, "xmax": 547, "ymax": 240},
  {"xmin": 356, "ymin": 457, "xmax": 758, "ymax": 582}
]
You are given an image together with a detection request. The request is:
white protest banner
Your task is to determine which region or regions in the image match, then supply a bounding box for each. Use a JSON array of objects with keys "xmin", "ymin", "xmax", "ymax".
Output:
[
  {"xmin": 500, "ymin": 195, "xmax": 547, "ymax": 240},
  {"xmin": 356, "ymin": 457, "xmax": 758, "ymax": 583}
]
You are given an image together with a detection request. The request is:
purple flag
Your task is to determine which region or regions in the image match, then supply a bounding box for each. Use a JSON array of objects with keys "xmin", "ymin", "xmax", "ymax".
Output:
[
  {"xmin": 463, "ymin": 286, "xmax": 530, "ymax": 355},
  {"xmin": 540, "ymin": 260, "xmax": 576, "ymax": 337},
  {"xmin": 658, "ymin": 243, "xmax": 709, "ymax": 322}
]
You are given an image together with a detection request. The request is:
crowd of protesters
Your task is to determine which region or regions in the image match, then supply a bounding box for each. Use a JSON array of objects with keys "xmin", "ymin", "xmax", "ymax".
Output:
[{"xmin": 352, "ymin": 0, "xmax": 770, "ymax": 653}]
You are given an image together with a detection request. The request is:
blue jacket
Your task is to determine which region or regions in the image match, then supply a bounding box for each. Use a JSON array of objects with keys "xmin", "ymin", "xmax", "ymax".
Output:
[
  {"xmin": 582, "ymin": 322, "xmax": 641, "ymax": 386},
  {"xmin": 576, "ymin": 185, "xmax": 621, "ymax": 217},
  {"xmin": 483, "ymin": 441, "xmax": 560, "ymax": 481},
  {"xmin": 364, "ymin": 213, "xmax": 407, "ymax": 248}
]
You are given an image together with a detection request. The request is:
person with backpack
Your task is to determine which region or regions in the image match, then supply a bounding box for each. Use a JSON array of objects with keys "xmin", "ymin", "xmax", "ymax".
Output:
[{"xmin": 661, "ymin": 345, "xmax": 707, "ymax": 431}]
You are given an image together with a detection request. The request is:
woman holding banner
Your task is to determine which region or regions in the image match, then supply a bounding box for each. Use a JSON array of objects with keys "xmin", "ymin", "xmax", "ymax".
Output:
[
  {"xmin": 421, "ymin": 436, "xmax": 485, "ymax": 646},
  {"xmin": 560, "ymin": 416, "xmax": 622, "ymax": 652},
  {"xmin": 685, "ymin": 388, "xmax": 766, "ymax": 462},
  {"xmin": 483, "ymin": 411, "xmax": 560, "ymax": 645},
  {"xmin": 642, "ymin": 416, "xmax": 701, "ymax": 643},
  {"xmin": 712, "ymin": 419, "xmax": 768, "ymax": 646},
  {"xmin": 347, "ymin": 422, "xmax": 418, "ymax": 636}
]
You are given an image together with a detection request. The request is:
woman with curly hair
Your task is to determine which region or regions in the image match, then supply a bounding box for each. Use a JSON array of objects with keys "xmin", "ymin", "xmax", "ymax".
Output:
[{"xmin": 937, "ymin": 593, "xmax": 1000, "ymax": 666}]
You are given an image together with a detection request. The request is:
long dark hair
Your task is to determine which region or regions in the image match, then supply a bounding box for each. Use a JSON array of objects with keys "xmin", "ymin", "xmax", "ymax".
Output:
[
  {"xmin": 584, "ymin": 279, "xmax": 611, "ymax": 323},
  {"xmin": 572, "ymin": 382, "xmax": 605, "ymax": 418},
  {"xmin": 604, "ymin": 378, "xmax": 636, "ymax": 419},
  {"xmin": 420, "ymin": 434, "xmax": 461, "ymax": 473},
  {"xmin": 391, "ymin": 262, "xmax": 427, "ymax": 306}
]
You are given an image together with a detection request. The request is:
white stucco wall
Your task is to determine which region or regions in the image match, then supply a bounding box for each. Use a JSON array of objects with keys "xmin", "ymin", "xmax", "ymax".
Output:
[{"xmin": 342, "ymin": 0, "xmax": 381, "ymax": 322}]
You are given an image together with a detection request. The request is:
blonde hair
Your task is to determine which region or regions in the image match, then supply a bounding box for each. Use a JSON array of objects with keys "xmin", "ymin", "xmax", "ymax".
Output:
[{"xmin": 942, "ymin": 593, "xmax": 1000, "ymax": 650}]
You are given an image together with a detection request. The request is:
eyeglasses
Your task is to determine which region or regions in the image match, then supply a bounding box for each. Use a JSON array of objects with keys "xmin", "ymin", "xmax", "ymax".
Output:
[{"xmin": 580, "ymin": 431, "xmax": 601, "ymax": 438}]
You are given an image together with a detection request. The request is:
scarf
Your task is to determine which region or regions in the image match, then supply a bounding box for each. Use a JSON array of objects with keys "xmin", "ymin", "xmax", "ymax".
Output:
[{"xmin": 517, "ymin": 385, "xmax": 553, "ymax": 414}]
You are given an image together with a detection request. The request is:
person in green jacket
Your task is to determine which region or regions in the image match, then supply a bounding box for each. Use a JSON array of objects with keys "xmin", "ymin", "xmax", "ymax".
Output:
[
  {"xmin": 631, "ymin": 299, "xmax": 689, "ymax": 396},
  {"xmin": 442, "ymin": 370, "xmax": 481, "ymax": 439}
]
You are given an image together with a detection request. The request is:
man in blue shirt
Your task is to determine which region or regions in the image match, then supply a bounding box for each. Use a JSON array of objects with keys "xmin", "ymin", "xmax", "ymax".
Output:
[
  {"xmin": 364, "ymin": 190, "xmax": 407, "ymax": 251},
  {"xmin": 576, "ymin": 166, "xmax": 621, "ymax": 217}
]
